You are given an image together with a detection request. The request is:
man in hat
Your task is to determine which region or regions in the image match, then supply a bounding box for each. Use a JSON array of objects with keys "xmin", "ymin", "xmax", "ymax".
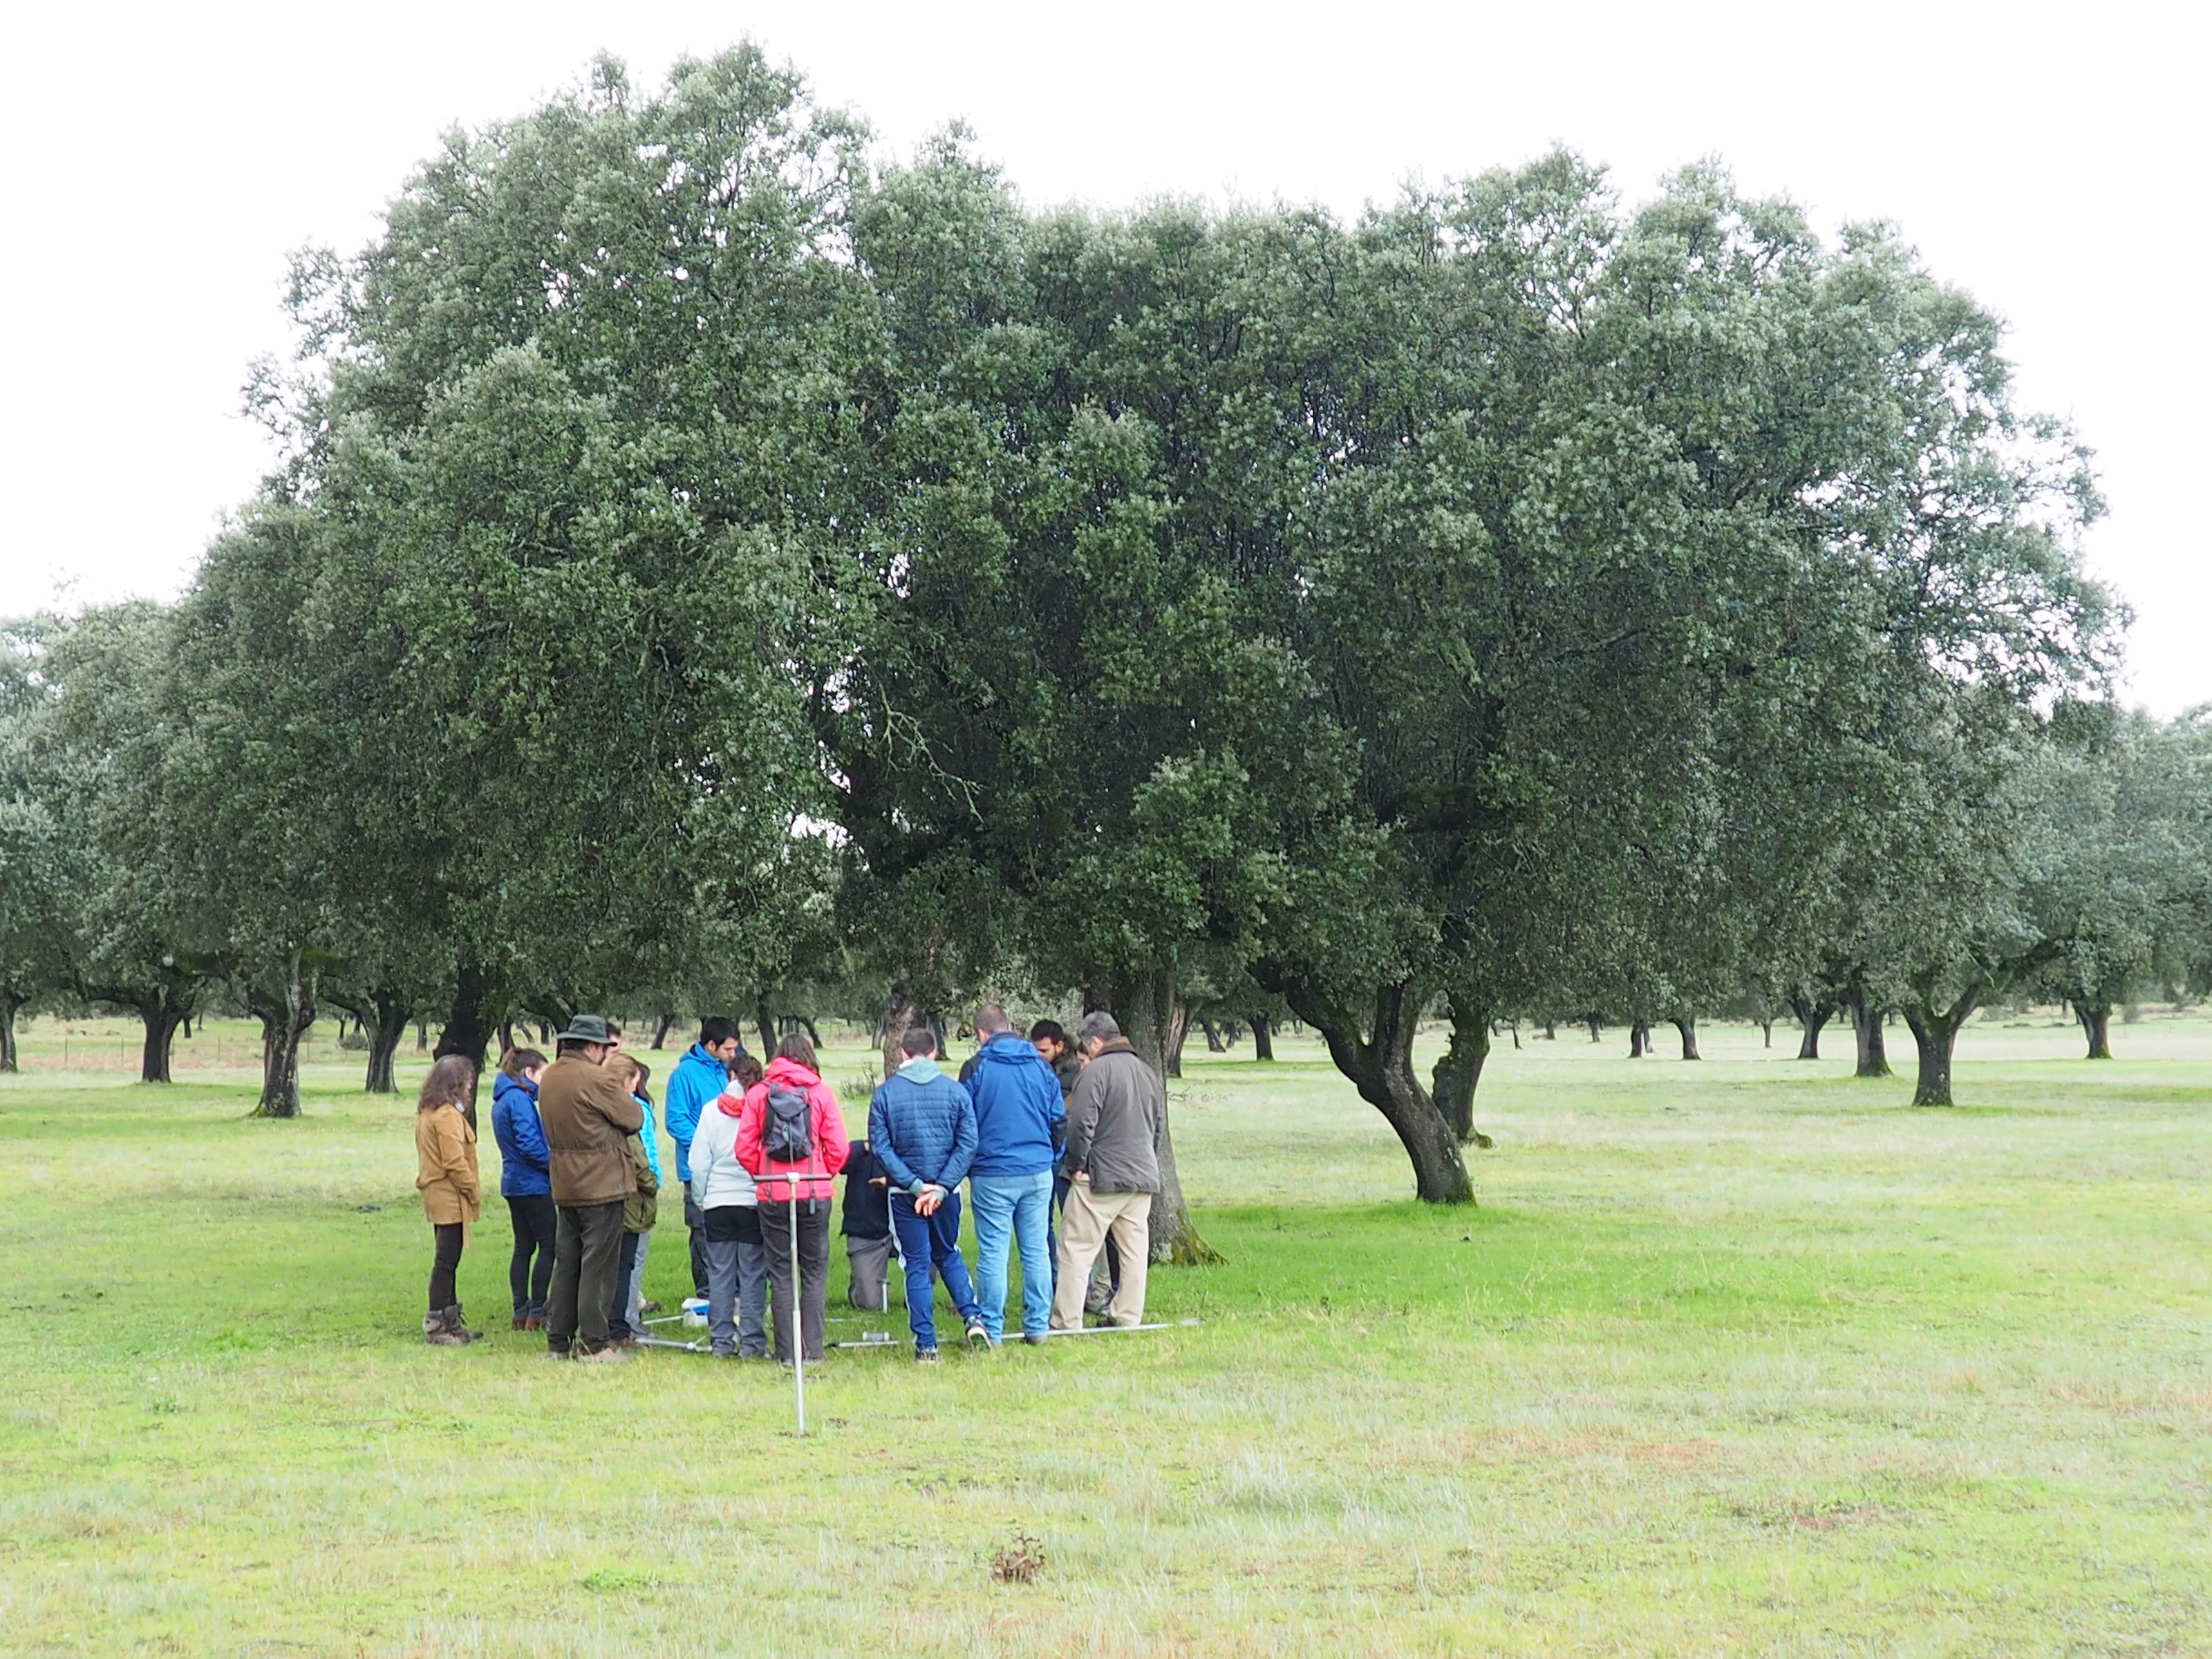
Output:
[{"xmin": 536, "ymin": 1014, "xmax": 646, "ymax": 1361}]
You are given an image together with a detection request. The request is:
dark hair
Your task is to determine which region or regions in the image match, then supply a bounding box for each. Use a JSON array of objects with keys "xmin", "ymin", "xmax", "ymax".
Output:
[
  {"xmin": 699, "ymin": 1016, "xmax": 740, "ymax": 1047},
  {"xmin": 899, "ymin": 1026, "xmax": 937, "ymax": 1058},
  {"xmin": 556, "ymin": 1038, "xmax": 594, "ymax": 1058},
  {"xmin": 629, "ymin": 1056, "xmax": 651, "ymax": 1102},
  {"xmin": 1029, "ymin": 1019, "xmax": 1069, "ymax": 1047},
  {"xmin": 500, "ymin": 1047, "xmax": 547, "ymax": 1080},
  {"xmin": 733, "ymin": 1053, "xmax": 765, "ymax": 1090},
  {"xmin": 418, "ymin": 1054, "xmax": 476, "ymax": 1111},
  {"xmin": 775, "ymin": 1032, "xmax": 818, "ymax": 1072}
]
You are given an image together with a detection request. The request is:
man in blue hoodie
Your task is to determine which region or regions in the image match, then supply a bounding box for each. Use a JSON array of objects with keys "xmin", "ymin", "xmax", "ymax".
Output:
[
  {"xmin": 964, "ymin": 1004, "xmax": 1067, "ymax": 1344},
  {"xmin": 664, "ymin": 1018, "xmax": 743, "ymax": 1301},
  {"xmin": 869, "ymin": 1026, "xmax": 986, "ymax": 1359}
]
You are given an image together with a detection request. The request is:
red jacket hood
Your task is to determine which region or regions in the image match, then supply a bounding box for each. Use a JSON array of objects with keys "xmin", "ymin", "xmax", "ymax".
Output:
[{"xmin": 763, "ymin": 1056, "xmax": 822, "ymax": 1091}]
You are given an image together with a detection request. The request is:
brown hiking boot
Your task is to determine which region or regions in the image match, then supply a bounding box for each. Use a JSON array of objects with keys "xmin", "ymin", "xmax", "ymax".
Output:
[{"xmin": 441, "ymin": 1306, "xmax": 482, "ymax": 1342}]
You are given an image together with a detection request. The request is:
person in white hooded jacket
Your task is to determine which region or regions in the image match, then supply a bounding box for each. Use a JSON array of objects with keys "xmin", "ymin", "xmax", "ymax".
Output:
[{"xmin": 690, "ymin": 1056, "xmax": 769, "ymax": 1358}]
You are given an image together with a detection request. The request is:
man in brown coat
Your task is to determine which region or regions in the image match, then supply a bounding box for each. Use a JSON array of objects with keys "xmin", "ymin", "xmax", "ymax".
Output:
[
  {"xmin": 1051, "ymin": 1010, "xmax": 1165, "ymax": 1331},
  {"xmin": 536, "ymin": 1015, "xmax": 645, "ymax": 1360}
]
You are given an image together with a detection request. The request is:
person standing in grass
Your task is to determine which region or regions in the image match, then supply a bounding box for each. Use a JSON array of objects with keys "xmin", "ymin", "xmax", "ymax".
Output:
[
  {"xmin": 1051, "ymin": 1011, "xmax": 1165, "ymax": 1331},
  {"xmin": 1031, "ymin": 1018, "xmax": 1111, "ymax": 1312},
  {"xmin": 840, "ymin": 1133, "xmax": 895, "ymax": 1312},
  {"xmin": 868, "ymin": 1026, "xmax": 987, "ymax": 1360},
  {"xmin": 415, "ymin": 1054, "xmax": 484, "ymax": 1347},
  {"xmin": 490, "ymin": 1047, "xmax": 554, "ymax": 1330},
  {"xmin": 537, "ymin": 1015, "xmax": 645, "ymax": 1362},
  {"xmin": 690, "ymin": 1052, "xmax": 770, "ymax": 1358},
  {"xmin": 965, "ymin": 1004, "xmax": 1065, "ymax": 1346},
  {"xmin": 664, "ymin": 1018, "xmax": 743, "ymax": 1302},
  {"xmin": 735, "ymin": 1033, "xmax": 850, "ymax": 1366},
  {"xmin": 607, "ymin": 1055, "xmax": 662, "ymax": 1344}
]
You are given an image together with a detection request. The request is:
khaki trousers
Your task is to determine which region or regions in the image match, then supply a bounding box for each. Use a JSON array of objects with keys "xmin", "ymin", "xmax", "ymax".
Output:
[{"xmin": 1051, "ymin": 1179, "xmax": 1150, "ymax": 1329}]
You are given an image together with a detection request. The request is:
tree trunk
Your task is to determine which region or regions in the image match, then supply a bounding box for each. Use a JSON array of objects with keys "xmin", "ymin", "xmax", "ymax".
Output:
[
  {"xmin": 1201, "ymin": 1018, "xmax": 1226, "ymax": 1053},
  {"xmin": 250, "ymin": 954, "xmax": 317, "ymax": 1119},
  {"xmin": 1163, "ymin": 995, "xmax": 1191, "ymax": 1080},
  {"xmin": 1848, "ymin": 986, "xmax": 1891, "ymax": 1078},
  {"xmin": 1430, "ymin": 993, "xmax": 1493, "ymax": 1147},
  {"xmin": 2077, "ymin": 1002, "xmax": 2112, "ymax": 1060},
  {"xmin": 435, "ymin": 966, "xmax": 498, "ymax": 1072},
  {"xmin": 1671, "ymin": 1016, "xmax": 1700, "ymax": 1061},
  {"xmin": 364, "ymin": 988, "xmax": 410, "ymax": 1095},
  {"xmin": 1288, "ymin": 979, "xmax": 1474, "ymax": 1204},
  {"xmin": 140, "ymin": 1002, "xmax": 185, "ymax": 1084},
  {"xmin": 1759, "ymin": 1018, "xmax": 1772, "ymax": 1048},
  {"xmin": 1250, "ymin": 1015, "xmax": 1275, "ymax": 1061},
  {"xmin": 652, "ymin": 1011, "xmax": 675, "ymax": 1050},
  {"xmin": 1790, "ymin": 995, "xmax": 1832, "ymax": 1060},
  {"xmin": 1628, "ymin": 1021, "xmax": 1651, "ymax": 1058},
  {"xmin": 415, "ymin": 1018, "xmax": 429, "ymax": 1052},
  {"xmin": 0, "ymin": 992, "xmax": 21, "ymax": 1073},
  {"xmin": 879, "ymin": 982, "xmax": 919, "ymax": 1081},
  {"xmin": 1902, "ymin": 992, "xmax": 1976, "ymax": 1107},
  {"xmin": 1586, "ymin": 1014, "xmax": 1602, "ymax": 1043},
  {"xmin": 1541, "ymin": 1020, "xmax": 1556, "ymax": 1040},
  {"xmin": 1103, "ymin": 969, "xmax": 1220, "ymax": 1263}
]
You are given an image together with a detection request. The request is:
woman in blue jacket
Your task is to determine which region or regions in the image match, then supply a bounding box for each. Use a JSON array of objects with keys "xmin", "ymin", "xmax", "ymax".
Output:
[{"xmin": 491, "ymin": 1047, "xmax": 554, "ymax": 1329}]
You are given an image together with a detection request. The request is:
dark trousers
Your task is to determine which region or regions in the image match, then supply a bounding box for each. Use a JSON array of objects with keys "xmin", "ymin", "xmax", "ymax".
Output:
[
  {"xmin": 428, "ymin": 1222, "xmax": 464, "ymax": 1312},
  {"xmin": 703, "ymin": 1203, "xmax": 769, "ymax": 1356},
  {"xmin": 758, "ymin": 1199, "xmax": 832, "ymax": 1363},
  {"xmin": 547, "ymin": 1199, "xmax": 626, "ymax": 1353},
  {"xmin": 685, "ymin": 1191, "xmax": 709, "ymax": 1298},
  {"xmin": 505, "ymin": 1194, "xmax": 557, "ymax": 1315},
  {"xmin": 890, "ymin": 1190, "xmax": 981, "ymax": 1351},
  {"xmin": 609, "ymin": 1230, "xmax": 645, "ymax": 1339}
]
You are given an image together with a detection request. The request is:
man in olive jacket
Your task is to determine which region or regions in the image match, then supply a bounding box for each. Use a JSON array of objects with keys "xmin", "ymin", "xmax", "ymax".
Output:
[
  {"xmin": 1051, "ymin": 1010, "xmax": 1165, "ymax": 1330},
  {"xmin": 536, "ymin": 1015, "xmax": 645, "ymax": 1360}
]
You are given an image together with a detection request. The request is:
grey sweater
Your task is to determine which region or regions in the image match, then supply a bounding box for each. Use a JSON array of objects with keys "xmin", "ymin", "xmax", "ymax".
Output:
[{"xmin": 1061, "ymin": 1041, "xmax": 1165, "ymax": 1194}]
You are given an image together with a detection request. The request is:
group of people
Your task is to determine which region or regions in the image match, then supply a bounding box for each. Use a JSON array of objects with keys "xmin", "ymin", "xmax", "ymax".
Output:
[{"xmin": 411, "ymin": 1005, "xmax": 1168, "ymax": 1364}]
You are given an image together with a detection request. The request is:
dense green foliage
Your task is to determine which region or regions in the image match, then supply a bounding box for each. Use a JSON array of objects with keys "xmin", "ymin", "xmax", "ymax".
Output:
[{"xmin": 3, "ymin": 44, "xmax": 2195, "ymax": 1188}]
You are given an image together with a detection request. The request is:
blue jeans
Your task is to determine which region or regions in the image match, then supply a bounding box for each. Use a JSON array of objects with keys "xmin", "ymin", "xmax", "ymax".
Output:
[
  {"xmin": 890, "ymin": 1189, "xmax": 981, "ymax": 1352},
  {"xmin": 971, "ymin": 1170, "xmax": 1054, "ymax": 1339}
]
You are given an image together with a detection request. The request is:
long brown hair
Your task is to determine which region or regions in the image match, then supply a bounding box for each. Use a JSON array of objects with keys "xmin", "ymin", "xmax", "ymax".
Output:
[
  {"xmin": 499, "ymin": 1047, "xmax": 547, "ymax": 1080},
  {"xmin": 775, "ymin": 1032, "xmax": 818, "ymax": 1074},
  {"xmin": 418, "ymin": 1055, "xmax": 476, "ymax": 1112}
]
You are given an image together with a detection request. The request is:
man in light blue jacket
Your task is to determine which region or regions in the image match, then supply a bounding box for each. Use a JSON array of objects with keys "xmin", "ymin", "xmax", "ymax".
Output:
[
  {"xmin": 964, "ymin": 1004, "xmax": 1067, "ymax": 1343},
  {"xmin": 664, "ymin": 1018, "xmax": 743, "ymax": 1300},
  {"xmin": 869, "ymin": 1027, "xmax": 985, "ymax": 1358}
]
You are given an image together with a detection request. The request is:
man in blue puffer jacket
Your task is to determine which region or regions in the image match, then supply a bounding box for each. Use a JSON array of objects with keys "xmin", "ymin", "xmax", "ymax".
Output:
[
  {"xmin": 664, "ymin": 1018, "xmax": 744, "ymax": 1300},
  {"xmin": 964, "ymin": 1004, "xmax": 1067, "ymax": 1344},
  {"xmin": 491, "ymin": 1049, "xmax": 555, "ymax": 1329},
  {"xmin": 868, "ymin": 1026, "xmax": 986, "ymax": 1358}
]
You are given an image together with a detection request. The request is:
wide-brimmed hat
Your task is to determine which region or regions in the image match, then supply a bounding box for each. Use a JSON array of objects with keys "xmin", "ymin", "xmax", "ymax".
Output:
[{"xmin": 557, "ymin": 1013, "xmax": 615, "ymax": 1046}]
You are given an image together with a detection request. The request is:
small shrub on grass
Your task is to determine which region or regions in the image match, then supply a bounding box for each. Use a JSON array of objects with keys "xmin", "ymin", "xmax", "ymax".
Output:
[{"xmin": 989, "ymin": 1528, "xmax": 1046, "ymax": 1584}]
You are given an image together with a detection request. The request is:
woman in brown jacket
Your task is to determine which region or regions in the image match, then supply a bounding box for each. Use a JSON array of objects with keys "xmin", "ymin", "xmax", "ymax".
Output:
[{"xmin": 416, "ymin": 1055, "xmax": 483, "ymax": 1346}]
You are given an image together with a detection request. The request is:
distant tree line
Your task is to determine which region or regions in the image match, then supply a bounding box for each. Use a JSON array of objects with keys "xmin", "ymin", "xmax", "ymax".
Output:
[{"xmin": 5, "ymin": 48, "xmax": 2201, "ymax": 1235}]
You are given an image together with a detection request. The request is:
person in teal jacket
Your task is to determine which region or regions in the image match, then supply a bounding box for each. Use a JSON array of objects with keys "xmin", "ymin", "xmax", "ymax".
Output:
[{"xmin": 664, "ymin": 1018, "xmax": 743, "ymax": 1299}]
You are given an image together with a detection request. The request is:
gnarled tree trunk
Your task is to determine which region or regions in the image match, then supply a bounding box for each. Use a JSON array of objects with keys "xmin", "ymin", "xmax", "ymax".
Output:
[
  {"xmin": 364, "ymin": 988, "xmax": 411, "ymax": 1095},
  {"xmin": 879, "ymin": 982, "xmax": 919, "ymax": 1082},
  {"xmin": 1627, "ymin": 1021, "xmax": 1652, "ymax": 1059},
  {"xmin": 2077, "ymin": 1002, "xmax": 2112, "ymax": 1060},
  {"xmin": 1201, "ymin": 1019, "xmax": 1226, "ymax": 1053},
  {"xmin": 0, "ymin": 990, "xmax": 23, "ymax": 1074},
  {"xmin": 1671, "ymin": 1016, "xmax": 1700, "ymax": 1060},
  {"xmin": 1100, "ymin": 970, "xmax": 1220, "ymax": 1263},
  {"xmin": 434, "ymin": 964, "xmax": 500, "ymax": 1085},
  {"xmin": 1430, "ymin": 993, "xmax": 1493, "ymax": 1147},
  {"xmin": 1286, "ymin": 979, "xmax": 1473, "ymax": 1204},
  {"xmin": 1790, "ymin": 994, "xmax": 1832, "ymax": 1060},
  {"xmin": 1902, "ymin": 991, "xmax": 1977, "ymax": 1107},
  {"xmin": 1250, "ymin": 1015, "xmax": 1275, "ymax": 1061},
  {"xmin": 1848, "ymin": 987, "xmax": 1891, "ymax": 1078},
  {"xmin": 248, "ymin": 953, "xmax": 317, "ymax": 1119}
]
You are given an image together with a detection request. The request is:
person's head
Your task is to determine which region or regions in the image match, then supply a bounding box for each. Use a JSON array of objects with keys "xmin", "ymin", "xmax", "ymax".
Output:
[
  {"xmin": 973, "ymin": 1004, "xmax": 1013, "ymax": 1038},
  {"xmin": 899, "ymin": 1026, "xmax": 937, "ymax": 1061},
  {"xmin": 698, "ymin": 1016, "xmax": 742, "ymax": 1067},
  {"xmin": 1076, "ymin": 1010, "xmax": 1121, "ymax": 1057},
  {"xmin": 624, "ymin": 1056, "xmax": 651, "ymax": 1100},
  {"xmin": 554, "ymin": 1014, "xmax": 615, "ymax": 1065},
  {"xmin": 418, "ymin": 1053, "xmax": 476, "ymax": 1111},
  {"xmin": 775, "ymin": 1031, "xmax": 818, "ymax": 1074},
  {"xmin": 1029, "ymin": 1018, "xmax": 1069, "ymax": 1062},
  {"xmin": 606, "ymin": 1022, "xmax": 625, "ymax": 1052},
  {"xmin": 733, "ymin": 1053, "xmax": 765, "ymax": 1091},
  {"xmin": 500, "ymin": 1047, "xmax": 550, "ymax": 1086}
]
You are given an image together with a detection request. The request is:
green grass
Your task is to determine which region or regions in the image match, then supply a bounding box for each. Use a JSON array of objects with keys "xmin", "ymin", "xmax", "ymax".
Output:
[{"xmin": 2, "ymin": 1011, "xmax": 2209, "ymax": 1655}]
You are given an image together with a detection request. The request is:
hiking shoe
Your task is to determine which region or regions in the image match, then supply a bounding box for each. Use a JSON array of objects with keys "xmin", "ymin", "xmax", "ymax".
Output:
[
  {"xmin": 575, "ymin": 1344, "xmax": 632, "ymax": 1365},
  {"xmin": 511, "ymin": 1314, "xmax": 528, "ymax": 1331},
  {"xmin": 639, "ymin": 1299, "xmax": 664, "ymax": 1315},
  {"xmin": 1022, "ymin": 1332, "xmax": 1047, "ymax": 1346},
  {"xmin": 915, "ymin": 1347, "xmax": 940, "ymax": 1365},
  {"xmin": 521, "ymin": 1313, "xmax": 545, "ymax": 1331},
  {"xmin": 422, "ymin": 1314, "xmax": 469, "ymax": 1347},
  {"xmin": 442, "ymin": 1305, "xmax": 482, "ymax": 1342},
  {"xmin": 964, "ymin": 1318, "xmax": 991, "ymax": 1349}
]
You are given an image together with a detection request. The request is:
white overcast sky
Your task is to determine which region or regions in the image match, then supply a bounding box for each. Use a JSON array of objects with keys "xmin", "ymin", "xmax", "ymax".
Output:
[{"xmin": 3, "ymin": 1, "xmax": 2204, "ymax": 708}]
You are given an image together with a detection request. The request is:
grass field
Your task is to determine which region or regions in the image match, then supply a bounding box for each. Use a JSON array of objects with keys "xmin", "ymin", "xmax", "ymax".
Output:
[{"xmin": 1, "ymin": 1010, "xmax": 2209, "ymax": 1656}]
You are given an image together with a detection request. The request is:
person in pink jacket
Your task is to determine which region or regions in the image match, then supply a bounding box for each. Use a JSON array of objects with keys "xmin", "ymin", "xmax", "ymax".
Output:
[{"xmin": 736, "ymin": 1034, "xmax": 850, "ymax": 1363}]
